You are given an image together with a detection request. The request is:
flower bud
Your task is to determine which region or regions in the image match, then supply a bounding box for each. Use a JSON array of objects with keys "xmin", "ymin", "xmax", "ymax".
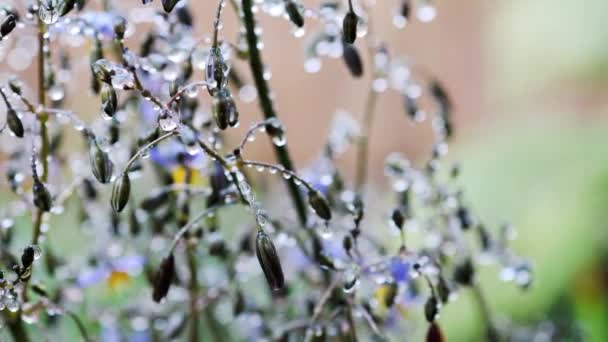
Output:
[
  {"xmin": 213, "ymin": 89, "xmax": 239, "ymax": 130},
  {"xmin": 342, "ymin": 43, "xmax": 363, "ymax": 77},
  {"xmin": 453, "ymin": 258, "xmax": 475, "ymax": 286},
  {"xmin": 426, "ymin": 322, "xmax": 444, "ymax": 342},
  {"xmin": 89, "ymin": 141, "xmax": 114, "ymax": 184},
  {"xmin": 255, "ymin": 230, "xmax": 285, "ymax": 291},
  {"xmin": 101, "ymin": 83, "xmax": 117, "ymax": 117},
  {"xmin": 456, "ymin": 206, "xmax": 472, "ymax": 230},
  {"xmin": 21, "ymin": 245, "xmax": 36, "ymax": 269},
  {"xmin": 141, "ymin": 189, "xmax": 169, "ymax": 212},
  {"xmin": 285, "ymin": 1, "xmax": 304, "ymax": 28},
  {"xmin": 114, "ymin": 17, "xmax": 126, "ymax": 40},
  {"xmin": 8, "ymin": 78, "xmax": 22, "ymax": 95},
  {"xmin": 111, "ymin": 172, "xmax": 131, "ymax": 212},
  {"xmin": 391, "ymin": 208, "xmax": 405, "ymax": 230},
  {"xmin": 92, "ymin": 59, "xmax": 112, "ymax": 84},
  {"xmin": 162, "ymin": 0, "xmax": 179, "ymax": 13},
  {"xmin": 400, "ymin": 0, "xmax": 411, "ymax": 20},
  {"xmin": 424, "ymin": 295, "xmax": 438, "ymax": 323},
  {"xmin": 152, "ymin": 253, "xmax": 175, "ymax": 302},
  {"xmin": 308, "ymin": 190, "xmax": 332, "ymax": 221},
  {"xmin": 342, "ymin": 11, "xmax": 358, "ymax": 44},
  {"xmin": 7, "ymin": 108, "xmax": 24, "ymax": 138},
  {"xmin": 33, "ymin": 179, "xmax": 52, "ymax": 212},
  {"xmin": 437, "ymin": 275, "xmax": 450, "ymax": 303},
  {"xmin": 0, "ymin": 14, "xmax": 16, "ymax": 38}
]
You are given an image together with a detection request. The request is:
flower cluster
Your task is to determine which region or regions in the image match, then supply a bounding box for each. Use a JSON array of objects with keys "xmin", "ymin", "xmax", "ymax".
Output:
[{"xmin": 0, "ymin": 0, "xmax": 534, "ymax": 341}]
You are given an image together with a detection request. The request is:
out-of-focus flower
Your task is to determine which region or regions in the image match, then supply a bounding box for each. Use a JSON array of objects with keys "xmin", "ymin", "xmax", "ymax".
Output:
[{"xmin": 77, "ymin": 255, "xmax": 145, "ymax": 290}]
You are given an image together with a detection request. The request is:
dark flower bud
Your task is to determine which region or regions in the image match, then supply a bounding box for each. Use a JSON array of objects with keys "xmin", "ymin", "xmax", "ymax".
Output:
[
  {"xmin": 404, "ymin": 94, "xmax": 418, "ymax": 119},
  {"xmin": 477, "ymin": 224, "xmax": 491, "ymax": 251},
  {"xmin": 285, "ymin": 1, "xmax": 304, "ymax": 28},
  {"xmin": 152, "ymin": 253, "xmax": 175, "ymax": 302},
  {"xmin": 92, "ymin": 59, "xmax": 112, "ymax": 84},
  {"xmin": 114, "ymin": 17, "xmax": 126, "ymax": 40},
  {"xmin": 21, "ymin": 245, "xmax": 36, "ymax": 269},
  {"xmin": 89, "ymin": 140, "xmax": 114, "ymax": 184},
  {"xmin": 176, "ymin": 6, "xmax": 193, "ymax": 27},
  {"xmin": 82, "ymin": 177, "xmax": 97, "ymax": 200},
  {"xmin": 129, "ymin": 208, "xmax": 141, "ymax": 235},
  {"xmin": 400, "ymin": 0, "xmax": 411, "ymax": 20},
  {"xmin": 308, "ymin": 190, "xmax": 332, "ymax": 221},
  {"xmin": 255, "ymin": 230, "xmax": 285, "ymax": 291},
  {"xmin": 426, "ymin": 322, "xmax": 445, "ymax": 342},
  {"xmin": 213, "ymin": 89, "xmax": 239, "ymax": 130},
  {"xmin": 8, "ymin": 78, "xmax": 22, "ymax": 95},
  {"xmin": 342, "ymin": 235, "xmax": 353, "ymax": 254},
  {"xmin": 453, "ymin": 258, "xmax": 475, "ymax": 286},
  {"xmin": 108, "ymin": 119, "xmax": 120, "ymax": 145},
  {"xmin": 101, "ymin": 83, "xmax": 117, "ymax": 117},
  {"xmin": 209, "ymin": 240, "xmax": 228, "ymax": 258},
  {"xmin": 424, "ymin": 295, "xmax": 438, "ymax": 323},
  {"xmin": 342, "ymin": 11, "xmax": 358, "ymax": 44},
  {"xmin": 1, "ymin": 14, "xmax": 16, "ymax": 38},
  {"xmin": 7, "ymin": 108, "xmax": 24, "ymax": 138},
  {"xmin": 141, "ymin": 189, "xmax": 169, "ymax": 211},
  {"xmin": 162, "ymin": 0, "xmax": 180, "ymax": 13},
  {"xmin": 456, "ymin": 206, "xmax": 472, "ymax": 230},
  {"xmin": 391, "ymin": 208, "xmax": 405, "ymax": 230},
  {"xmin": 111, "ymin": 172, "xmax": 130, "ymax": 212},
  {"xmin": 437, "ymin": 275, "xmax": 450, "ymax": 303},
  {"xmin": 33, "ymin": 179, "xmax": 52, "ymax": 212},
  {"xmin": 342, "ymin": 43, "xmax": 363, "ymax": 77},
  {"xmin": 318, "ymin": 253, "xmax": 336, "ymax": 270}
]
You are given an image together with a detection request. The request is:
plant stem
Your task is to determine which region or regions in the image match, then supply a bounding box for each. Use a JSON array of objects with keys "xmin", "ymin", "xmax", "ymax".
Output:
[
  {"xmin": 241, "ymin": 0, "xmax": 308, "ymax": 226},
  {"xmin": 471, "ymin": 283, "xmax": 499, "ymax": 341},
  {"xmin": 186, "ymin": 245, "xmax": 200, "ymax": 342},
  {"xmin": 354, "ymin": 89, "xmax": 378, "ymax": 193}
]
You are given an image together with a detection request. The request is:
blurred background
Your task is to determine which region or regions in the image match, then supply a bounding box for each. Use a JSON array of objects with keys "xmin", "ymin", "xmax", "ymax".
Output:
[{"xmin": 2, "ymin": 0, "xmax": 608, "ymax": 340}]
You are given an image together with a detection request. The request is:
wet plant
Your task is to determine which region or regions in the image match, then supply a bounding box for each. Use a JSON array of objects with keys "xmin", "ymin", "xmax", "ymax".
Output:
[{"xmin": 0, "ymin": 0, "xmax": 536, "ymax": 341}]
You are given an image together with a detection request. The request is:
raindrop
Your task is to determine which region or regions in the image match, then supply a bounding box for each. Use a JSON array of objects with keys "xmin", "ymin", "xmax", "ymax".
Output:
[{"xmin": 158, "ymin": 109, "xmax": 178, "ymax": 131}]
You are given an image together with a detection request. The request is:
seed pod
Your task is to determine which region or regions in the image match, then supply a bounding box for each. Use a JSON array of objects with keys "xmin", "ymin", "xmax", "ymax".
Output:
[
  {"xmin": 342, "ymin": 11, "xmax": 358, "ymax": 44},
  {"xmin": 0, "ymin": 14, "xmax": 16, "ymax": 37},
  {"xmin": 285, "ymin": 1, "xmax": 304, "ymax": 28},
  {"xmin": 6, "ymin": 108, "xmax": 24, "ymax": 138},
  {"xmin": 89, "ymin": 141, "xmax": 114, "ymax": 184},
  {"xmin": 477, "ymin": 224, "xmax": 491, "ymax": 251},
  {"xmin": 152, "ymin": 253, "xmax": 175, "ymax": 302},
  {"xmin": 176, "ymin": 6, "xmax": 193, "ymax": 27},
  {"xmin": 342, "ymin": 43, "xmax": 363, "ymax": 77},
  {"xmin": 308, "ymin": 190, "xmax": 332, "ymax": 221},
  {"xmin": 162, "ymin": 0, "xmax": 179, "ymax": 13},
  {"xmin": 101, "ymin": 83, "xmax": 117, "ymax": 117},
  {"xmin": 92, "ymin": 59, "xmax": 111, "ymax": 84},
  {"xmin": 255, "ymin": 230, "xmax": 285, "ymax": 291},
  {"xmin": 33, "ymin": 179, "xmax": 52, "ymax": 212},
  {"xmin": 453, "ymin": 258, "xmax": 475, "ymax": 286},
  {"xmin": 342, "ymin": 235, "xmax": 353, "ymax": 254},
  {"xmin": 426, "ymin": 322, "xmax": 444, "ymax": 342},
  {"xmin": 424, "ymin": 295, "xmax": 438, "ymax": 323},
  {"xmin": 213, "ymin": 89, "xmax": 239, "ymax": 130},
  {"xmin": 404, "ymin": 94, "xmax": 418, "ymax": 119},
  {"xmin": 391, "ymin": 208, "xmax": 404, "ymax": 230},
  {"xmin": 111, "ymin": 172, "xmax": 130, "ymax": 212}
]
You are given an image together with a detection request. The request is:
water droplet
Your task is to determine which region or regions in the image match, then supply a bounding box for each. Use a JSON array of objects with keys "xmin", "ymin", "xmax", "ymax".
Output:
[
  {"xmin": 158, "ymin": 109, "xmax": 178, "ymax": 131},
  {"xmin": 48, "ymin": 84, "xmax": 65, "ymax": 101},
  {"xmin": 39, "ymin": 2, "xmax": 60, "ymax": 25},
  {"xmin": 304, "ymin": 57, "xmax": 322, "ymax": 73}
]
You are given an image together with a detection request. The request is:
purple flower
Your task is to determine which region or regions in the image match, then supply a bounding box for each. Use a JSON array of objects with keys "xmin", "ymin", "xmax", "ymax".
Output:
[{"xmin": 77, "ymin": 255, "xmax": 146, "ymax": 288}]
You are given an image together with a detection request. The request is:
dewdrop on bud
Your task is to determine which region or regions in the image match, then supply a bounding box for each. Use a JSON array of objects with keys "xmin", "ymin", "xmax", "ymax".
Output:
[
  {"xmin": 8, "ymin": 78, "xmax": 22, "ymax": 95},
  {"xmin": 342, "ymin": 11, "xmax": 358, "ymax": 44},
  {"xmin": 308, "ymin": 190, "xmax": 332, "ymax": 221},
  {"xmin": 285, "ymin": 1, "xmax": 304, "ymax": 28},
  {"xmin": 255, "ymin": 230, "xmax": 285, "ymax": 291},
  {"xmin": 158, "ymin": 109, "xmax": 179, "ymax": 132},
  {"xmin": 33, "ymin": 179, "xmax": 52, "ymax": 212},
  {"xmin": 21, "ymin": 245, "xmax": 41, "ymax": 269},
  {"xmin": 111, "ymin": 172, "xmax": 131, "ymax": 212},
  {"xmin": 89, "ymin": 140, "xmax": 114, "ymax": 184},
  {"xmin": 7, "ymin": 108, "xmax": 24, "ymax": 138},
  {"xmin": 38, "ymin": 1, "xmax": 60, "ymax": 25},
  {"xmin": 152, "ymin": 253, "xmax": 175, "ymax": 302},
  {"xmin": 206, "ymin": 47, "xmax": 229, "ymax": 96},
  {"xmin": 265, "ymin": 118, "xmax": 286, "ymax": 147}
]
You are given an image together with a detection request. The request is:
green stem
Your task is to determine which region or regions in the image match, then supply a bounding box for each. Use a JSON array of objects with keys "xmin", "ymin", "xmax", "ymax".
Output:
[
  {"xmin": 241, "ymin": 0, "xmax": 308, "ymax": 226},
  {"xmin": 186, "ymin": 245, "xmax": 200, "ymax": 342}
]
